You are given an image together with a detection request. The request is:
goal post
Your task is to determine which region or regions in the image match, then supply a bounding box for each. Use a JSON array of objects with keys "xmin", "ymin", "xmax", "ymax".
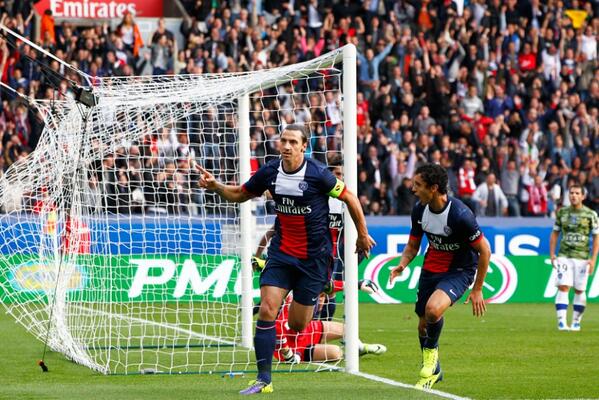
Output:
[
  {"xmin": 237, "ymin": 93, "xmax": 253, "ymax": 350},
  {"xmin": 341, "ymin": 44, "xmax": 359, "ymax": 374},
  {"xmin": 0, "ymin": 40, "xmax": 359, "ymax": 375}
]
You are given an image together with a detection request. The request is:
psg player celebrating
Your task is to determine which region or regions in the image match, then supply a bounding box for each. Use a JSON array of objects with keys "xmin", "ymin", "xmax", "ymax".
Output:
[
  {"xmin": 389, "ymin": 163, "xmax": 490, "ymax": 390},
  {"xmin": 197, "ymin": 124, "xmax": 375, "ymax": 395}
]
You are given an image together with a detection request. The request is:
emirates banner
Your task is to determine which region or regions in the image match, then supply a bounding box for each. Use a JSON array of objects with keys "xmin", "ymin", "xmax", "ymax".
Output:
[
  {"xmin": 359, "ymin": 255, "xmax": 599, "ymax": 303},
  {"xmin": 34, "ymin": 0, "xmax": 163, "ymax": 19}
]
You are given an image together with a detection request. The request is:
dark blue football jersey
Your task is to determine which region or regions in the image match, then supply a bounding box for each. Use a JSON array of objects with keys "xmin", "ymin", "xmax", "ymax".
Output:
[
  {"xmin": 243, "ymin": 158, "xmax": 345, "ymax": 259},
  {"xmin": 409, "ymin": 196, "xmax": 484, "ymax": 273}
]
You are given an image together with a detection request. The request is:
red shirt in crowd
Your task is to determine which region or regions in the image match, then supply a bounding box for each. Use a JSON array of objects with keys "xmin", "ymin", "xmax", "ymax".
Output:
[
  {"xmin": 518, "ymin": 52, "xmax": 537, "ymax": 72},
  {"xmin": 458, "ymin": 166, "xmax": 477, "ymax": 197},
  {"xmin": 356, "ymin": 98, "xmax": 368, "ymax": 127}
]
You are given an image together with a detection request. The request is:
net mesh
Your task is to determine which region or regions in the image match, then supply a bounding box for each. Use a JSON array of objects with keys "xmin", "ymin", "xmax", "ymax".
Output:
[{"xmin": 0, "ymin": 47, "xmax": 348, "ymax": 374}]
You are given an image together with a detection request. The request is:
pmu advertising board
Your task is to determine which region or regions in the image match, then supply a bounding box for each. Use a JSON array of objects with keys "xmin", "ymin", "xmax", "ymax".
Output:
[
  {"xmin": 2, "ymin": 253, "xmax": 596, "ymax": 304},
  {"xmin": 1, "ymin": 217, "xmax": 595, "ymax": 303}
]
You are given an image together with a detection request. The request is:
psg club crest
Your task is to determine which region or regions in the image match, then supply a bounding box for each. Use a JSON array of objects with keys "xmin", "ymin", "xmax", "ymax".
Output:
[
  {"xmin": 444, "ymin": 226, "xmax": 453, "ymax": 235},
  {"xmin": 298, "ymin": 181, "xmax": 308, "ymax": 191}
]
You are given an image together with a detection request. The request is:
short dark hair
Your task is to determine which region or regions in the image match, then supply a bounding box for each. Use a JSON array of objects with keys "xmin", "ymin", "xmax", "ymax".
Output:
[
  {"xmin": 415, "ymin": 163, "xmax": 448, "ymax": 194},
  {"xmin": 569, "ymin": 183, "xmax": 584, "ymax": 193},
  {"xmin": 568, "ymin": 181, "xmax": 584, "ymax": 190},
  {"xmin": 283, "ymin": 124, "xmax": 309, "ymax": 144}
]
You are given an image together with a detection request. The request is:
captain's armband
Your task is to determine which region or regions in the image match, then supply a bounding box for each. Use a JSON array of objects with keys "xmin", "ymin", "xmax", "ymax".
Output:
[{"xmin": 327, "ymin": 178, "xmax": 346, "ymax": 199}]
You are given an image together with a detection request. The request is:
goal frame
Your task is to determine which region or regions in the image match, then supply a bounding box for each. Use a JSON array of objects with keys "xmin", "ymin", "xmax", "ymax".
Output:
[
  {"xmin": 236, "ymin": 45, "xmax": 360, "ymax": 373},
  {"xmin": 0, "ymin": 22, "xmax": 361, "ymax": 373}
]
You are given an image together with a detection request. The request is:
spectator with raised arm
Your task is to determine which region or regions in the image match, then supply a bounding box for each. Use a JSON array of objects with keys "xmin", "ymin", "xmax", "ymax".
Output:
[{"xmin": 473, "ymin": 173, "xmax": 508, "ymax": 217}]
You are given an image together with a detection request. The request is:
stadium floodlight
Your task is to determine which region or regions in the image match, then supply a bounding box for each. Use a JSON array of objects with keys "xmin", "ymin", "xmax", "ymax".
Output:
[{"xmin": 0, "ymin": 26, "xmax": 359, "ymax": 375}]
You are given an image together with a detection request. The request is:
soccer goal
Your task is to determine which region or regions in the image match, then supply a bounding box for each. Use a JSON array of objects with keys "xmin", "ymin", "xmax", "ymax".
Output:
[{"xmin": 0, "ymin": 28, "xmax": 359, "ymax": 375}]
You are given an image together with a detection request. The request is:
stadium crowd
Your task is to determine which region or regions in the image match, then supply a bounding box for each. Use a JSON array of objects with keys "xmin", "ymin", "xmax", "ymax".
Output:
[{"xmin": 0, "ymin": 0, "xmax": 597, "ymax": 217}]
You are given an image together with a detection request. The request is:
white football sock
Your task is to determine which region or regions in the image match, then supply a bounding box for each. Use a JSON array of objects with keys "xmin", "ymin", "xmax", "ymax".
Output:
[
  {"xmin": 555, "ymin": 290, "xmax": 569, "ymax": 323},
  {"xmin": 572, "ymin": 292, "xmax": 586, "ymax": 324},
  {"xmin": 358, "ymin": 340, "xmax": 364, "ymax": 352}
]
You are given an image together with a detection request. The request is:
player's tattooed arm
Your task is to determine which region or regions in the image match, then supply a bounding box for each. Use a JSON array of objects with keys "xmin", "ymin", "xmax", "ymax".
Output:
[
  {"xmin": 196, "ymin": 164, "xmax": 254, "ymax": 203},
  {"xmin": 338, "ymin": 187, "xmax": 376, "ymax": 257}
]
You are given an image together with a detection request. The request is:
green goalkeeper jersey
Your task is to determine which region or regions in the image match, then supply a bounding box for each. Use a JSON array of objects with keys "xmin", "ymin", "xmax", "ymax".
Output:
[{"xmin": 553, "ymin": 205, "xmax": 599, "ymax": 259}]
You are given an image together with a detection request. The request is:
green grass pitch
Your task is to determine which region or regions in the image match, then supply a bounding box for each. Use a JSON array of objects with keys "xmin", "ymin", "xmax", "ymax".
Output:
[{"xmin": 1, "ymin": 303, "xmax": 597, "ymax": 399}]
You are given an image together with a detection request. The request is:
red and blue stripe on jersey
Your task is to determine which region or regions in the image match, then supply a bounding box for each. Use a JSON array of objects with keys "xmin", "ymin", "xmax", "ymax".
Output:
[
  {"xmin": 242, "ymin": 158, "xmax": 338, "ymax": 259},
  {"xmin": 410, "ymin": 197, "xmax": 484, "ymax": 273}
]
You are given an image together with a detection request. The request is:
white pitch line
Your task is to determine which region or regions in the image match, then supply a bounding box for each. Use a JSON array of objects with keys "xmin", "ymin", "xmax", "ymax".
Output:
[
  {"xmin": 352, "ymin": 371, "xmax": 471, "ymax": 400},
  {"xmin": 71, "ymin": 305, "xmax": 466, "ymax": 400},
  {"xmin": 72, "ymin": 305, "xmax": 238, "ymax": 346}
]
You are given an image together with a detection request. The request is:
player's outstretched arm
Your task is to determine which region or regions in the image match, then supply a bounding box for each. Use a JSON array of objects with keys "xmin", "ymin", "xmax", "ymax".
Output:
[
  {"xmin": 196, "ymin": 164, "xmax": 254, "ymax": 203},
  {"xmin": 389, "ymin": 235, "xmax": 421, "ymax": 284},
  {"xmin": 339, "ymin": 188, "xmax": 376, "ymax": 257},
  {"xmin": 465, "ymin": 237, "xmax": 491, "ymax": 317}
]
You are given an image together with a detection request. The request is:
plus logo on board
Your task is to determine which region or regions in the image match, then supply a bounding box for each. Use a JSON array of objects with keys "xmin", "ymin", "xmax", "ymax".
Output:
[
  {"xmin": 480, "ymin": 255, "xmax": 518, "ymax": 303},
  {"xmin": 361, "ymin": 254, "xmax": 419, "ymax": 304},
  {"xmin": 359, "ymin": 254, "xmax": 519, "ymax": 304}
]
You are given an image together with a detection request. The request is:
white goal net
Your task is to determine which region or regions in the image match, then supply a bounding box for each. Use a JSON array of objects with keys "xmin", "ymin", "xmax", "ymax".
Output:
[{"xmin": 0, "ymin": 43, "xmax": 357, "ymax": 375}]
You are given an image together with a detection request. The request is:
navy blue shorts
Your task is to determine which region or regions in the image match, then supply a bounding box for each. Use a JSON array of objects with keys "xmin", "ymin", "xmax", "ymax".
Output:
[
  {"xmin": 415, "ymin": 269, "xmax": 476, "ymax": 317},
  {"xmin": 260, "ymin": 251, "xmax": 331, "ymax": 306}
]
